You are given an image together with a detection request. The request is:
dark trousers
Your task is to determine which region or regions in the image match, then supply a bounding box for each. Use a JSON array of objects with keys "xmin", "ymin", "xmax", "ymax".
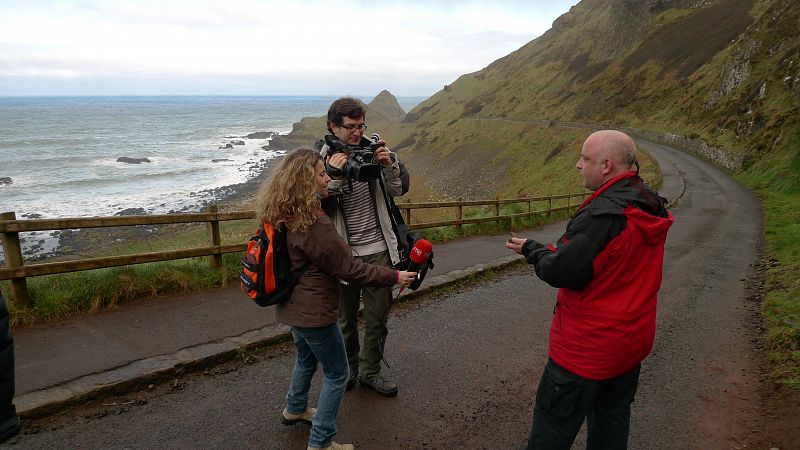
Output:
[
  {"xmin": 0, "ymin": 292, "xmax": 16, "ymax": 422},
  {"xmin": 525, "ymin": 358, "xmax": 640, "ymax": 450},
  {"xmin": 337, "ymin": 251, "xmax": 392, "ymax": 381}
]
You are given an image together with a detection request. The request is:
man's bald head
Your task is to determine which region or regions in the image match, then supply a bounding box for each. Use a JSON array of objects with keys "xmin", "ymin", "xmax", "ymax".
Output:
[{"xmin": 576, "ymin": 130, "xmax": 637, "ymax": 191}]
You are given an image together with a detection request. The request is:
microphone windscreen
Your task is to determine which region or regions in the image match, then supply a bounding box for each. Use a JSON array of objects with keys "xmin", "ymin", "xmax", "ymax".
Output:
[{"xmin": 409, "ymin": 239, "xmax": 433, "ymax": 264}]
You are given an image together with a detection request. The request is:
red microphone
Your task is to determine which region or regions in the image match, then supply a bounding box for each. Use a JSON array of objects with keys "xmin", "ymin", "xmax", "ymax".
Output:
[
  {"xmin": 400, "ymin": 239, "xmax": 433, "ymax": 293},
  {"xmin": 410, "ymin": 239, "xmax": 432, "ymax": 265}
]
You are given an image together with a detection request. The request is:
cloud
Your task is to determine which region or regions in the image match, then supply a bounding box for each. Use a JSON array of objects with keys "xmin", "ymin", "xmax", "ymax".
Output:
[{"xmin": 0, "ymin": 0, "xmax": 575, "ymax": 96}]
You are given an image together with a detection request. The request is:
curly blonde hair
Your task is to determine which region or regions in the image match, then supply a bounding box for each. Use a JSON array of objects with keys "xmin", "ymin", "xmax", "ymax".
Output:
[{"xmin": 254, "ymin": 147, "xmax": 323, "ymax": 232}]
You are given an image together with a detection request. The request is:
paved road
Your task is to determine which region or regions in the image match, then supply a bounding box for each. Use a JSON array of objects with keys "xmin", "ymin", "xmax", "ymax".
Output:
[{"xmin": 12, "ymin": 140, "xmax": 764, "ymax": 449}]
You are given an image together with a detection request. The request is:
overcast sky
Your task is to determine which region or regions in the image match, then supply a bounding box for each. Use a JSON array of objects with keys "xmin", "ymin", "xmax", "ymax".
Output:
[{"xmin": 0, "ymin": 0, "xmax": 577, "ymax": 97}]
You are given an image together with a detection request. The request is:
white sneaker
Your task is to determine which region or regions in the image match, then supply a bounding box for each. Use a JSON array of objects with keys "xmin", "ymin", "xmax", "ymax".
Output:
[
  {"xmin": 307, "ymin": 441, "xmax": 354, "ymax": 450},
  {"xmin": 281, "ymin": 407, "xmax": 316, "ymax": 425}
]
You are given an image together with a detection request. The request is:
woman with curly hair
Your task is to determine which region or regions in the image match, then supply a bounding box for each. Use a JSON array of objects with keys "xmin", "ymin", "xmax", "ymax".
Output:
[{"xmin": 254, "ymin": 148, "xmax": 416, "ymax": 450}]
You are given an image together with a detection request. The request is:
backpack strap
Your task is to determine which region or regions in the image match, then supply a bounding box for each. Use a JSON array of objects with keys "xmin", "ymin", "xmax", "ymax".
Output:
[{"xmin": 277, "ymin": 223, "xmax": 309, "ymax": 289}]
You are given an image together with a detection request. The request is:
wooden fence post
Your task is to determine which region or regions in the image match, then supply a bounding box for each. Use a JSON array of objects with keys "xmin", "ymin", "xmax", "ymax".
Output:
[
  {"xmin": 403, "ymin": 199, "xmax": 411, "ymax": 225},
  {"xmin": 205, "ymin": 205, "xmax": 222, "ymax": 269},
  {"xmin": 0, "ymin": 212, "xmax": 31, "ymax": 307},
  {"xmin": 457, "ymin": 198, "xmax": 464, "ymax": 236},
  {"xmin": 547, "ymin": 197, "xmax": 552, "ymax": 220},
  {"xmin": 494, "ymin": 198, "xmax": 500, "ymax": 227}
]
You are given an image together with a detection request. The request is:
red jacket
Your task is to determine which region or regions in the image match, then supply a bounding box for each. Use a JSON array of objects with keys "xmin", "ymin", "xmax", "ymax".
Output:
[{"xmin": 522, "ymin": 172, "xmax": 674, "ymax": 380}]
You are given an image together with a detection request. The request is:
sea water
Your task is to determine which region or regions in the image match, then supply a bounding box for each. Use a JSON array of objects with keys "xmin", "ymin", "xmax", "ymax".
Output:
[{"xmin": 0, "ymin": 95, "xmax": 424, "ymax": 258}]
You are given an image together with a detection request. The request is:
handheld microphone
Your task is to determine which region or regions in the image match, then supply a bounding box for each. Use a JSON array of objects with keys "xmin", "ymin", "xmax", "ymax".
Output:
[{"xmin": 399, "ymin": 239, "xmax": 433, "ymax": 293}]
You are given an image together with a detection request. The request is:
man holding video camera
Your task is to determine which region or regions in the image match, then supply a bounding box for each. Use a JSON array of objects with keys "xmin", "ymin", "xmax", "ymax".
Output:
[
  {"xmin": 506, "ymin": 130, "xmax": 673, "ymax": 449},
  {"xmin": 317, "ymin": 97, "xmax": 407, "ymax": 397}
]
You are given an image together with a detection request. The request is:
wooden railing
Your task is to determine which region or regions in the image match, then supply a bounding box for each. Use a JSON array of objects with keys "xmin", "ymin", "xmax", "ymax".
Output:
[
  {"xmin": 0, "ymin": 192, "xmax": 594, "ymax": 306},
  {"xmin": 1, "ymin": 167, "xmax": 667, "ymax": 308},
  {"xmin": 399, "ymin": 192, "xmax": 588, "ymax": 232}
]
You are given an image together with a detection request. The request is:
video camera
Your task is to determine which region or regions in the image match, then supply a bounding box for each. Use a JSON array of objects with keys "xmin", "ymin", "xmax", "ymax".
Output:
[{"xmin": 324, "ymin": 134, "xmax": 382, "ymax": 182}]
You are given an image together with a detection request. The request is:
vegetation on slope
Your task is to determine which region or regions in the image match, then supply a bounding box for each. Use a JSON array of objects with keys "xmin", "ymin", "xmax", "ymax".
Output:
[{"xmin": 395, "ymin": 0, "xmax": 799, "ymax": 386}]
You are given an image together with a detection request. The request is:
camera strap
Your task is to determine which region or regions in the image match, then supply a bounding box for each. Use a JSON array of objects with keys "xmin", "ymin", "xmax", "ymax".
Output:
[{"xmin": 377, "ymin": 170, "xmax": 409, "ymax": 261}]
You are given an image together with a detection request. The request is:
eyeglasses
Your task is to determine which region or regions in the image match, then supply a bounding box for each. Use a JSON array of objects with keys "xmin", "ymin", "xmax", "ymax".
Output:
[{"xmin": 339, "ymin": 123, "xmax": 367, "ymax": 132}]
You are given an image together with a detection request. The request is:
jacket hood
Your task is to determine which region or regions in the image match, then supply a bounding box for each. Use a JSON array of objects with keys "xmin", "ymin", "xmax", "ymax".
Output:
[{"xmin": 582, "ymin": 172, "xmax": 674, "ymax": 245}]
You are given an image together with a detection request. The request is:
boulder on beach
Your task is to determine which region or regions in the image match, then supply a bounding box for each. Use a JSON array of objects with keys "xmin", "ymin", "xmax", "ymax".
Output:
[
  {"xmin": 0, "ymin": 177, "xmax": 13, "ymax": 185},
  {"xmin": 245, "ymin": 131, "xmax": 276, "ymax": 139},
  {"xmin": 115, "ymin": 207, "xmax": 147, "ymax": 216},
  {"xmin": 117, "ymin": 157, "xmax": 151, "ymax": 164},
  {"xmin": 212, "ymin": 158, "xmax": 232, "ymax": 163},
  {"xmin": 231, "ymin": 139, "xmax": 245, "ymax": 145},
  {"xmin": 219, "ymin": 143, "xmax": 234, "ymax": 149}
]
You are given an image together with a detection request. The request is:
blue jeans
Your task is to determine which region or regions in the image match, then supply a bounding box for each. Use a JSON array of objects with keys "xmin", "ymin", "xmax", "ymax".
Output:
[{"xmin": 286, "ymin": 323, "xmax": 349, "ymax": 448}]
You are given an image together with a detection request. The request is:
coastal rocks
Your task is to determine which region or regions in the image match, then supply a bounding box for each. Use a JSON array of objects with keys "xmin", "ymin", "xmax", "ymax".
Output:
[
  {"xmin": 219, "ymin": 133, "xmax": 277, "ymax": 150},
  {"xmin": 115, "ymin": 207, "xmax": 147, "ymax": 216},
  {"xmin": 212, "ymin": 158, "xmax": 232, "ymax": 163},
  {"xmin": 117, "ymin": 157, "xmax": 152, "ymax": 164},
  {"xmin": 245, "ymin": 131, "xmax": 276, "ymax": 139},
  {"xmin": 0, "ymin": 177, "xmax": 13, "ymax": 185},
  {"xmin": 219, "ymin": 139, "xmax": 245, "ymax": 149}
]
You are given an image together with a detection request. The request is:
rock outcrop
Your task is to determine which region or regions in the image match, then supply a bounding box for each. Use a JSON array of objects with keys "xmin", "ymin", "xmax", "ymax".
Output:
[
  {"xmin": 245, "ymin": 131, "xmax": 276, "ymax": 139},
  {"xmin": 368, "ymin": 90, "xmax": 406, "ymax": 122},
  {"xmin": 116, "ymin": 157, "xmax": 151, "ymax": 164}
]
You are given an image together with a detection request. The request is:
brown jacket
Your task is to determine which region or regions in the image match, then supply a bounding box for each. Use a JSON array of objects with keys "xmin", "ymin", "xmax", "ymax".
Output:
[{"xmin": 275, "ymin": 214, "xmax": 397, "ymax": 328}]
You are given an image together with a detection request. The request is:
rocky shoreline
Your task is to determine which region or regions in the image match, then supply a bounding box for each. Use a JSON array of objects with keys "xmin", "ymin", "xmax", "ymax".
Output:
[
  {"xmin": 54, "ymin": 153, "xmax": 281, "ymax": 260},
  {"xmin": 13, "ymin": 139, "xmax": 287, "ymax": 263}
]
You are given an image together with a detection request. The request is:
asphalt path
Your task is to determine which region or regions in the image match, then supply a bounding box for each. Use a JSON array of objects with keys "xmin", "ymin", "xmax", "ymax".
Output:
[{"xmin": 12, "ymin": 140, "xmax": 764, "ymax": 449}]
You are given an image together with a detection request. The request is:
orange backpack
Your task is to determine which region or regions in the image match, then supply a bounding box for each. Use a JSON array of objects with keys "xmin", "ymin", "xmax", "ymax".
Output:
[{"xmin": 240, "ymin": 223, "xmax": 305, "ymax": 307}]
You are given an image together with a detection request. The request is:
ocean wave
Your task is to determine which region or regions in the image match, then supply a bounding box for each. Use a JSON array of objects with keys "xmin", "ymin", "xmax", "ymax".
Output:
[{"xmin": 0, "ymin": 96, "xmax": 336, "ymax": 243}]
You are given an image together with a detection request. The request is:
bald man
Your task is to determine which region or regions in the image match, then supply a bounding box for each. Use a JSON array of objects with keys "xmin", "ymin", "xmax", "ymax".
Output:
[{"xmin": 507, "ymin": 130, "xmax": 674, "ymax": 450}]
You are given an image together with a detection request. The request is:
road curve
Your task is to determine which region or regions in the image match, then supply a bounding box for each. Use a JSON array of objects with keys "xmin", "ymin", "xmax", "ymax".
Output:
[{"xmin": 14, "ymin": 140, "xmax": 764, "ymax": 449}]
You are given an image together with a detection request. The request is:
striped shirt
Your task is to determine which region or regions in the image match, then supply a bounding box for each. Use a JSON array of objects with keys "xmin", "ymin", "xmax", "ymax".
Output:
[{"xmin": 340, "ymin": 180, "xmax": 386, "ymax": 255}]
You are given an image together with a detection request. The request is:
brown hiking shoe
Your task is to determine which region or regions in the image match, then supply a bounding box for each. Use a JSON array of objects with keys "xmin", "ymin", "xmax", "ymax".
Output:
[
  {"xmin": 281, "ymin": 407, "xmax": 316, "ymax": 425},
  {"xmin": 307, "ymin": 441, "xmax": 354, "ymax": 450}
]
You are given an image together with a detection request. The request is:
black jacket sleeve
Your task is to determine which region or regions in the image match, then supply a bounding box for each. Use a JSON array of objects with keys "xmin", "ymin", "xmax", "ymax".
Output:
[
  {"xmin": 0, "ymin": 292, "xmax": 16, "ymax": 415},
  {"xmin": 522, "ymin": 209, "xmax": 624, "ymax": 291}
]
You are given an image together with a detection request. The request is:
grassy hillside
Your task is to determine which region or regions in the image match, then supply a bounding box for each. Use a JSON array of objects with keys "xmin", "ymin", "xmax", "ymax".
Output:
[
  {"xmin": 402, "ymin": 0, "xmax": 798, "ymax": 171},
  {"xmin": 394, "ymin": 0, "xmax": 799, "ymax": 387}
]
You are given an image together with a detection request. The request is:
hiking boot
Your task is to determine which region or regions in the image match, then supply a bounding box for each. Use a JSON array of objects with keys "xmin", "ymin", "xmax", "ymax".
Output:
[
  {"xmin": 0, "ymin": 414, "xmax": 20, "ymax": 444},
  {"xmin": 346, "ymin": 367, "xmax": 358, "ymax": 391},
  {"xmin": 359, "ymin": 375, "xmax": 398, "ymax": 397},
  {"xmin": 281, "ymin": 407, "xmax": 316, "ymax": 425},
  {"xmin": 307, "ymin": 441, "xmax": 354, "ymax": 450}
]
